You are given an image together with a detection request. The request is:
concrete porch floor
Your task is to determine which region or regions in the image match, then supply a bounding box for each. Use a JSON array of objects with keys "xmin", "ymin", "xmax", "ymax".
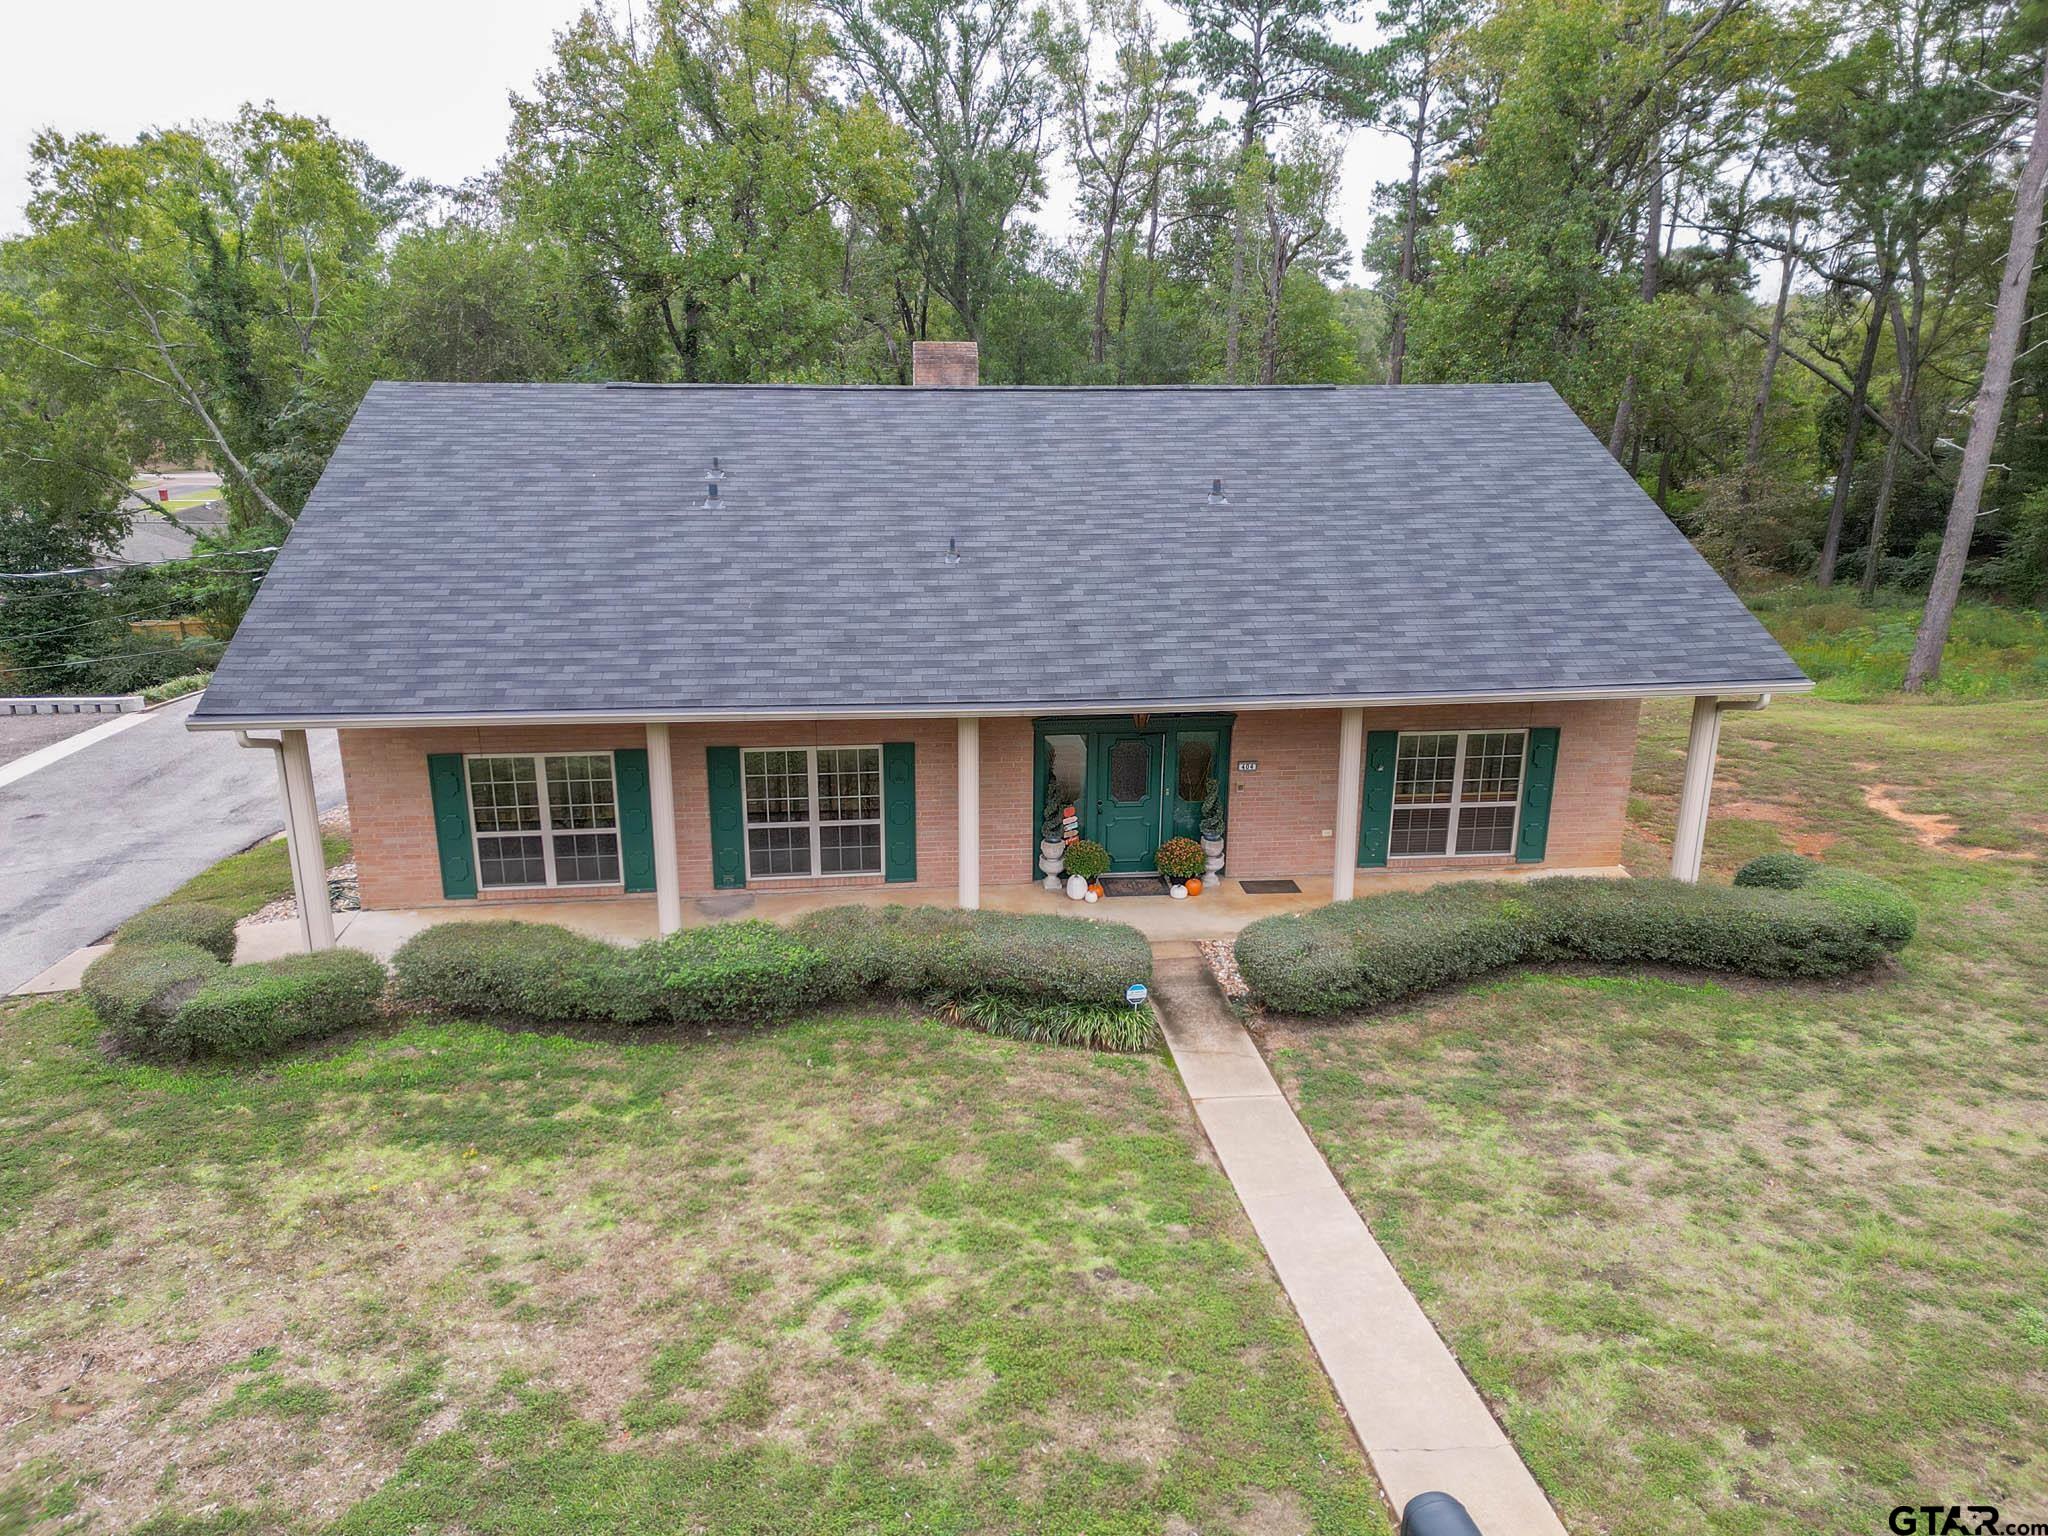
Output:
[{"xmin": 229, "ymin": 863, "xmax": 1627, "ymax": 965}]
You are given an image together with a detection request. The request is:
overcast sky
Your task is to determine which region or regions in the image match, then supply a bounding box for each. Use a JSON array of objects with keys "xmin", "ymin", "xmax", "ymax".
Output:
[{"xmin": 3, "ymin": 0, "xmax": 1408, "ymax": 273}]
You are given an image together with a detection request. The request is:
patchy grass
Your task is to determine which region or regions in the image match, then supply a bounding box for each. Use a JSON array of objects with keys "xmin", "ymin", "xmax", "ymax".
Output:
[
  {"xmin": 0, "ymin": 1002, "xmax": 1385, "ymax": 1534},
  {"xmin": 1745, "ymin": 583, "xmax": 2048, "ymax": 700},
  {"xmin": 140, "ymin": 674, "xmax": 211, "ymax": 706},
  {"xmin": 147, "ymin": 831, "xmax": 350, "ymax": 921},
  {"xmin": 1265, "ymin": 693, "xmax": 2048, "ymax": 1535}
]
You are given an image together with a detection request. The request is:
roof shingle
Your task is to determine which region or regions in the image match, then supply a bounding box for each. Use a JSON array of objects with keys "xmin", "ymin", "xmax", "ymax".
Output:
[{"xmin": 193, "ymin": 380, "xmax": 1807, "ymax": 724}]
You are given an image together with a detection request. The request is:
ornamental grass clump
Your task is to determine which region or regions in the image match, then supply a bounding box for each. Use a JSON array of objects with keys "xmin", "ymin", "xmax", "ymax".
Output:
[{"xmin": 1234, "ymin": 856, "xmax": 1916, "ymax": 1017}]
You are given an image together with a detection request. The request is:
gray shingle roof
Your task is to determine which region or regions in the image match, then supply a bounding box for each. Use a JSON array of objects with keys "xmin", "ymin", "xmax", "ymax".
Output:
[{"xmin": 192, "ymin": 380, "xmax": 1806, "ymax": 724}]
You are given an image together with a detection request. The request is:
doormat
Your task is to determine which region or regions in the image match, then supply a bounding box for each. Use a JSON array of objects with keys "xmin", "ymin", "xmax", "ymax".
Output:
[
  {"xmin": 1099, "ymin": 875, "xmax": 1170, "ymax": 897},
  {"xmin": 1238, "ymin": 879, "xmax": 1301, "ymax": 894}
]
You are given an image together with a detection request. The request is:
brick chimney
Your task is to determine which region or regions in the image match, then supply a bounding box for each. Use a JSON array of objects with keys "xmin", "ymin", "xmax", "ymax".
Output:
[{"xmin": 911, "ymin": 340, "xmax": 978, "ymax": 387}]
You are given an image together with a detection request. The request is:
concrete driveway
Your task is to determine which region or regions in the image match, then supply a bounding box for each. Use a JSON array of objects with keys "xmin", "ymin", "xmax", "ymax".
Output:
[{"xmin": 0, "ymin": 698, "xmax": 341, "ymax": 993}]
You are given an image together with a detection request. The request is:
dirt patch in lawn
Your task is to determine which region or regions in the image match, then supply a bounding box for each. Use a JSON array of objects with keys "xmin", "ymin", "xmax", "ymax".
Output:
[
  {"xmin": 1718, "ymin": 798, "xmax": 1839, "ymax": 856},
  {"xmin": 1861, "ymin": 783, "xmax": 2032, "ymax": 860}
]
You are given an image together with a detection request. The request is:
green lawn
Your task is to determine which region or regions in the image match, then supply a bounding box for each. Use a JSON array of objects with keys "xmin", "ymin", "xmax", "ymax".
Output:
[
  {"xmin": 0, "ymin": 998, "xmax": 1385, "ymax": 1533},
  {"xmin": 1266, "ymin": 692, "xmax": 2048, "ymax": 1535}
]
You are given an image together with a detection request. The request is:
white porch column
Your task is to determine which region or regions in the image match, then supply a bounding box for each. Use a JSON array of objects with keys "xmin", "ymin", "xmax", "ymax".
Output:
[
  {"xmin": 645, "ymin": 723, "xmax": 683, "ymax": 934},
  {"xmin": 1671, "ymin": 696, "xmax": 1724, "ymax": 883},
  {"xmin": 957, "ymin": 716, "xmax": 982, "ymax": 910},
  {"xmin": 280, "ymin": 729, "xmax": 335, "ymax": 951},
  {"xmin": 1332, "ymin": 706, "xmax": 1365, "ymax": 902}
]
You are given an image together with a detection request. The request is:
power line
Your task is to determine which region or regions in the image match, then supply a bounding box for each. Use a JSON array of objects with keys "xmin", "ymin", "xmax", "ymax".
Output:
[
  {"xmin": 0, "ymin": 546, "xmax": 280, "ymax": 582},
  {"xmin": 1, "ymin": 643, "xmax": 221, "ymax": 677}
]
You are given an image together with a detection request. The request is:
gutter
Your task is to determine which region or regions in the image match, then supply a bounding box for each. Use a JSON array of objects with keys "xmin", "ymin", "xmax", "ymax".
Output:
[{"xmin": 186, "ymin": 678, "xmax": 1814, "ymax": 733}]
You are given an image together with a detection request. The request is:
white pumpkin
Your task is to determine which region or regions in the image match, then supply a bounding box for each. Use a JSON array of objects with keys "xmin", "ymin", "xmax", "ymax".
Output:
[{"xmin": 1065, "ymin": 873, "xmax": 1089, "ymax": 900}]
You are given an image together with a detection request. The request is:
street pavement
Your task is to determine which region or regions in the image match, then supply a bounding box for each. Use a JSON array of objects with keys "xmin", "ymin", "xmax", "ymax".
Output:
[{"xmin": 0, "ymin": 697, "xmax": 341, "ymax": 992}]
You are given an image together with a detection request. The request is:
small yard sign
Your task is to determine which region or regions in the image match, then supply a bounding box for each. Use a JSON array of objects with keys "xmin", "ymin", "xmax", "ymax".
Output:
[{"xmin": 1125, "ymin": 982, "xmax": 1149, "ymax": 1008}]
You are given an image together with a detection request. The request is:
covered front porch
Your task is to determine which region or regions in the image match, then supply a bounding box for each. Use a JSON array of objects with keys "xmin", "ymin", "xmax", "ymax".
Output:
[{"xmin": 230, "ymin": 860, "xmax": 1636, "ymax": 964}]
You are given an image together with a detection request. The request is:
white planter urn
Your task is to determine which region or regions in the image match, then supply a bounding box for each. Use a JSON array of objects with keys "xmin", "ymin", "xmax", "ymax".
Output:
[
  {"xmin": 1202, "ymin": 835, "xmax": 1225, "ymax": 881},
  {"xmin": 1065, "ymin": 873, "xmax": 1089, "ymax": 900},
  {"xmin": 1040, "ymin": 839, "xmax": 1067, "ymax": 890}
]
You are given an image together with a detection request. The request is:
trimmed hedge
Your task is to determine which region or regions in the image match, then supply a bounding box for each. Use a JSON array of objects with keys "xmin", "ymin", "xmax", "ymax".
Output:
[
  {"xmin": 82, "ymin": 942, "xmax": 225, "ymax": 1051},
  {"xmin": 1234, "ymin": 858, "xmax": 1916, "ymax": 1016},
  {"xmin": 117, "ymin": 901, "xmax": 240, "ymax": 962},
  {"xmin": 390, "ymin": 921, "xmax": 657, "ymax": 1024},
  {"xmin": 384, "ymin": 906, "xmax": 1155, "ymax": 1048},
  {"xmin": 788, "ymin": 906, "xmax": 1150, "ymax": 1009},
  {"xmin": 170, "ymin": 949, "xmax": 388, "ymax": 1056},
  {"xmin": 639, "ymin": 921, "xmax": 844, "ymax": 1024}
]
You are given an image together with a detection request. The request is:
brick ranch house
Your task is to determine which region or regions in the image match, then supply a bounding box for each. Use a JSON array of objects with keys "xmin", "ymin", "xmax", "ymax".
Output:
[{"xmin": 189, "ymin": 343, "xmax": 1810, "ymax": 951}]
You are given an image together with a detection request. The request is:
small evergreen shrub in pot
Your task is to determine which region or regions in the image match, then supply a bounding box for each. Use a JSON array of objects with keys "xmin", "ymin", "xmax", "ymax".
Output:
[
  {"xmin": 82, "ymin": 943, "xmax": 225, "ymax": 1051},
  {"xmin": 391, "ymin": 921, "xmax": 655, "ymax": 1023},
  {"xmin": 169, "ymin": 949, "xmax": 388, "ymax": 1058},
  {"xmin": 117, "ymin": 902, "xmax": 240, "ymax": 963}
]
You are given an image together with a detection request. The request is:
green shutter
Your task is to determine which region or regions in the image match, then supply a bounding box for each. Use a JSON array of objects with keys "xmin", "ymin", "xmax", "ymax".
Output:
[
  {"xmin": 427, "ymin": 753, "xmax": 477, "ymax": 900},
  {"xmin": 1515, "ymin": 727, "xmax": 1559, "ymax": 863},
  {"xmin": 1357, "ymin": 730, "xmax": 1399, "ymax": 869},
  {"xmin": 614, "ymin": 748, "xmax": 656, "ymax": 893},
  {"xmin": 883, "ymin": 741, "xmax": 916, "ymax": 882},
  {"xmin": 706, "ymin": 746, "xmax": 746, "ymax": 889}
]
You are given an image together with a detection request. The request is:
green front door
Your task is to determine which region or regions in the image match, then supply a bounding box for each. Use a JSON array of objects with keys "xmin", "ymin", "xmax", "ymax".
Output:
[{"xmin": 1097, "ymin": 733, "xmax": 1162, "ymax": 872}]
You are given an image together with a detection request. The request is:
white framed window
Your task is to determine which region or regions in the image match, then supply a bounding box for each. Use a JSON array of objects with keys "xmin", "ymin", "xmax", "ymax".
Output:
[
  {"xmin": 1390, "ymin": 730, "xmax": 1527, "ymax": 858},
  {"xmin": 742, "ymin": 745, "xmax": 883, "ymax": 879},
  {"xmin": 468, "ymin": 752, "xmax": 621, "ymax": 889}
]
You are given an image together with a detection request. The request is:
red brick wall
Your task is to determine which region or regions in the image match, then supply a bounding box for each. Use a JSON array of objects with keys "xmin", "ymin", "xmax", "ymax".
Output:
[
  {"xmin": 1225, "ymin": 700, "xmax": 1640, "ymax": 880},
  {"xmin": 341, "ymin": 702, "xmax": 1638, "ymax": 909}
]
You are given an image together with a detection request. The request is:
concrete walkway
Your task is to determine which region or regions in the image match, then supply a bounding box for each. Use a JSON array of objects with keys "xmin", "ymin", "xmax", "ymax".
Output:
[{"xmin": 1151, "ymin": 945, "xmax": 1567, "ymax": 1536}]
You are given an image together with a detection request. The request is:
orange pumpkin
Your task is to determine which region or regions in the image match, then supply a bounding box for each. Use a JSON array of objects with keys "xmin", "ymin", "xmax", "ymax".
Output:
[
  {"xmin": 1186, "ymin": 878, "xmax": 1203, "ymax": 897},
  {"xmin": 1088, "ymin": 882, "xmax": 1104, "ymax": 897}
]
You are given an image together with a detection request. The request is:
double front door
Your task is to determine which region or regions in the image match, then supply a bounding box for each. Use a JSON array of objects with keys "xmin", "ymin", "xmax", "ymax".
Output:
[{"xmin": 1037, "ymin": 718, "xmax": 1230, "ymax": 876}]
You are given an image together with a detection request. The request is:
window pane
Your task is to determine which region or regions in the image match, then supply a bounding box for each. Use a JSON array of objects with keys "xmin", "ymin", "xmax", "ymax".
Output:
[
  {"xmin": 1390, "ymin": 806, "xmax": 1450, "ymax": 857},
  {"xmin": 552, "ymin": 831, "xmax": 620, "ymax": 883},
  {"xmin": 469, "ymin": 757, "xmax": 541, "ymax": 833},
  {"xmin": 545, "ymin": 754, "xmax": 618, "ymax": 830},
  {"xmin": 1456, "ymin": 805, "xmax": 1517, "ymax": 856},
  {"xmin": 820, "ymin": 822, "xmax": 882, "ymax": 874},
  {"xmin": 1175, "ymin": 737, "xmax": 1214, "ymax": 801},
  {"xmin": 747, "ymin": 825, "xmax": 813, "ymax": 877},
  {"xmin": 1460, "ymin": 732, "xmax": 1526, "ymax": 804},
  {"xmin": 744, "ymin": 750, "xmax": 809, "ymax": 825},
  {"xmin": 1394, "ymin": 735, "xmax": 1458, "ymax": 805},
  {"xmin": 1109, "ymin": 739, "xmax": 1149, "ymax": 802},
  {"xmin": 817, "ymin": 747, "xmax": 881, "ymax": 822},
  {"xmin": 1044, "ymin": 734, "xmax": 1086, "ymax": 833},
  {"xmin": 478, "ymin": 833, "xmax": 546, "ymax": 887}
]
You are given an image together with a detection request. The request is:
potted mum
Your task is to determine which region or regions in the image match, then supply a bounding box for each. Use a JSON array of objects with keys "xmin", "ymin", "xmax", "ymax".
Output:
[
  {"xmin": 1039, "ymin": 776, "xmax": 1069, "ymax": 889},
  {"xmin": 1156, "ymin": 836, "xmax": 1206, "ymax": 898},
  {"xmin": 1063, "ymin": 839, "xmax": 1110, "ymax": 900},
  {"xmin": 1199, "ymin": 776, "xmax": 1225, "ymax": 880}
]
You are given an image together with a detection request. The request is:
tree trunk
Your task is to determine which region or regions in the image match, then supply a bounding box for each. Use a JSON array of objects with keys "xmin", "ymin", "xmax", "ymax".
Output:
[
  {"xmin": 1861, "ymin": 289, "xmax": 1919, "ymax": 601},
  {"xmin": 1386, "ymin": 86, "xmax": 1429, "ymax": 386},
  {"xmin": 1816, "ymin": 285, "xmax": 1889, "ymax": 587},
  {"xmin": 1260, "ymin": 189, "xmax": 1284, "ymax": 385},
  {"xmin": 1905, "ymin": 53, "xmax": 2048, "ymax": 690},
  {"xmin": 1225, "ymin": 124, "xmax": 1255, "ymax": 383},
  {"xmin": 1092, "ymin": 186, "xmax": 1122, "ymax": 367},
  {"xmin": 1743, "ymin": 218, "xmax": 1799, "ymax": 487},
  {"xmin": 1608, "ymin": 160, "xmax": 1664, "ymax": 460}
]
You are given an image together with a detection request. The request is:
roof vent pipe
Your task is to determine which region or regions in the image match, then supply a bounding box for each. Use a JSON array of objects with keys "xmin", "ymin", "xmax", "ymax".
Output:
[
  {"xmin": 945, "ymin": 536, "xmax": 962, "ymax": 565},
  {"xmin": 707, "ymin": 455, "xmax": 725, "ymax": 481},
  {"xmin": 1207, "ymin": 478, "xmax": 1229, "ymax": 505},
  {"xmin": 701, "ymin": 480, "xmax": 722, "ymax": 511}
]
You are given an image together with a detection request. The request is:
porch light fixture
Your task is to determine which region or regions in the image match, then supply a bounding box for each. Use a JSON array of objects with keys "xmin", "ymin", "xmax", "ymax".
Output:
[{"xmin": 1207, "ymin": 478, "xmax": 1228, "ymax": 505}]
